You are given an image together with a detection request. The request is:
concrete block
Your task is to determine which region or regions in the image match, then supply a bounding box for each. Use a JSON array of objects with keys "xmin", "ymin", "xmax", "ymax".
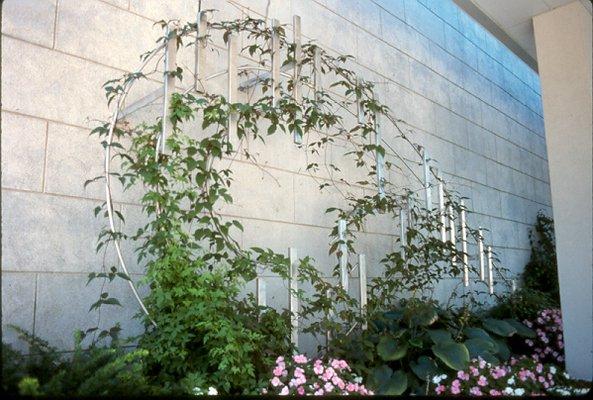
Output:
[
  {"xmin": 404, "ymin": 0, "xmax": 445, "ymax": 47},
  {"xmin": 1, "ymin": 190, "xmax": 113, "ymax": 273},
  {"xmin": 216, "ymin": 161, "xmax": 294, "ymax": 222},
  {"xmin": 467, "ymin": 122, "xmax": 496, "ymax": 160},
  {"xmin": 1, "ymin": 0, "xmax": 56, "ymax": 47},
  {"xmin": 422, "ymin": 0, "xmax": 459, "ymax": 30},
  {"xmin": 374, "ymin": 0, "xmax": 405, "ymax": 19},
  {"xmin": 1, "ymin": 36, "xmax": 115, "ymax": 127},
  {"xmin": 457, "ymin": 7, "xmax": 485, "ymax": 49},
  {"xmin": 409, "ymin": 59, "xmax": 449, "ymax": 107},
  {"xmin": 1, "ymin": 112, "xmax": 47, "ymax": 191},
  {"xmin": 434, "ymin": 104, "xmax": 468, "ymax": 148},
  {"xmin": 56, "ymin": 0, "xmax": 160, "ymax": 71},
  {"xmin": 34, "ymin": 273, "xmax": 144, "ymax": 349},
  {"xmin": 44, "ymin": 122, "xmax": 103, "ymax": 199},
  {"xmin": 129, "ymin": 0, "xmax": 198, "ymax": 21},
  {"xmin": 323, "ymin": 0, "xmax": 382, "ymax": 37},
  {"xmin": 1, "ymin": 272, "xmax": 37, "ymax": 352}
]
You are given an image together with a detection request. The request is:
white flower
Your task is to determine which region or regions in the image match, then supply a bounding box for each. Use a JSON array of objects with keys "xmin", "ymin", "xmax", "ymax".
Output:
[
  {"xmin": 514, "ymin": 388, "xmax": 525, "ymax": 396},
  {"xmin": 563, "ymin": 372, "xmax": 570, "ymax": 379},
  {"xmin": 432, "ymin": 376, "xmax": 442, "ymax": 384},
  {"xmin": 353, "ymin": 376, "xmax": 363, "ymax": 384},
  {"xmin": 507, "ymin": 377, "xmax": 515, "ymax": 385},
  {"xmin": 504, "ymin": 387, "xmax": 514, "ymax": 395},
  {"xmin": 193, "ymin": 387, "xmax": 204, "ymax": 396},
  {"xmin": 440, "ymin": 374, "xmax": 448, "ymax": 380},
  {"xmin": 207, "ymin": 387, "xmax": 218, "ymax": 395},
  {"xmin": 550, "ymin": 366, "xmax": 557, "ymax": 375}
]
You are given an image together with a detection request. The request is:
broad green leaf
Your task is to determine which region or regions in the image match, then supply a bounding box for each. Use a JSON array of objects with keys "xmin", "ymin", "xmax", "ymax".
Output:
[
  {"xmin": 377, "ymin": 336, "xmax": 408, "ymax": 361},
  {"xmin": 483, "ymin": 319, "xmax": 517, "ymax": 337},
  {"xmin": 464, "ymin": 338, "xmax": 498, "ymax": 363},
  {"xmin": 427, "ymin": 329, "xmax": 453, "ymax": 344},
  {"xmin": 463, "ymin": 327, "xmax": 492, "ymax": 340},
  {"xmin": 504, "ymin": 319, "xmax": 536, "ymax": 338},
  {"xmin": 432, "ymin": 341, "xmax": 470, "ymax": 371},
  {"xmin": 492, "ymin": 338, "xmax": 511, "ymax": 361},
  {"xmin": 407, "ymin": 304, "xmax": 438, "ymax": 327},
  {"xmin": 377, "ymin": 370, "xmax": 407, "ymax": 395},
  {"xmin": 410, "ymin": 356, "xmax": 440, "ymax": 381}
]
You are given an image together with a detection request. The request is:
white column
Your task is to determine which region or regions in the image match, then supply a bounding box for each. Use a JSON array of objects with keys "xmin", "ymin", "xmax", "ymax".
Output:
[
  {"xmin": 534, "ymin": 1, "xmax": 593, "ymax": 380},
  {"xmin": 460, "ymin": 201, "xmax": 468, "ymax": 287},
  {"xmin": 359, "ymin": 254, "xmax": 367, "ymax": 330},
  {"xmin": 338, "ymin": 219, "xmax": 348, "ymax": 291}
]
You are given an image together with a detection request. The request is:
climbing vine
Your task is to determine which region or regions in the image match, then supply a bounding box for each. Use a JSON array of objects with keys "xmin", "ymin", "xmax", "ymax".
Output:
[{"xmin": 86, "ymin": 12, "xmax": 514, "ymax": 394}]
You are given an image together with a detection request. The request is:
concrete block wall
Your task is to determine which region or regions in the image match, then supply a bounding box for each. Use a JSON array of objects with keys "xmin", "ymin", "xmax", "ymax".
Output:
[{"xmin": 1, "ymin": 0, "xmax": 551, "ymax": 353}]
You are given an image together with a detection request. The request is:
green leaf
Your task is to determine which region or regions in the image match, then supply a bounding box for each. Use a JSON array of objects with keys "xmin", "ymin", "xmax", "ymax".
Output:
[
  {"xmin": 427, "ymin": 329, "xmax": 453, "ymax": 344},
  {"xmin": 492, "ymin": 338, "xmax": 511, "ymax": 361},
  {"xmin": 504, "ymin": 319, "xmax": 536, "ymax": 338},
  {"xmin": 407, "ymin": 303, "xmax": 438, "ymax": 327},
  {"xmin": 378, "ymin": 370, "xmax": 407, "ymax": 395},
  {"xmin": 483, "ymin": 318, "xmax": 517, "ymax": 337},
  {"xmin": 377, "ymin": 336, "xmax": 408, "ymax": 361},
  {"xmin": 410, "ymin": 356, "xmax": 440, "ymax": 381},
  {"xmin": 432, "ymin": 341, "xmax": 470, "ymax": 371},
  {"xmin": 464, "ymin": 338, "xmax": 497, "ymax": 361},
  {"xmin": 371, "ymin": 366, "xmax": 407, "ymax": 395},
  {"xmin": 463, "ymin": 327, "xmax": 492, "ymax": 340}
]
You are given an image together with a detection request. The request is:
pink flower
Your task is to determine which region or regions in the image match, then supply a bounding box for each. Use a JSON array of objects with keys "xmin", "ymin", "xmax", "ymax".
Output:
[
  {"xmin": 346, "ymin": 383, "xmax": 357, "ymax": 392},
  {"xmin": 294, "ymin": 367, "xmax": 305, "ymax": 378},
  {"xmin": 313, "ymin": 364, "xmax": 324, "ymax": 375},
  {"xmin": 314, "ymin": 389, "xmax": 324, "ymax": 396},
  {"xmin": 436, "ymin": 385, "xmax": 446, "ymax": 395},
  {"xmin": 322, "ymin": 367, "xmax": 335, "ymax": 381},
  {"xmin": 297, "ymin": 386, "xmax": 305, "ymax": 395},
  {"xmin": 279, "ymin": 386, "xmax": 289, "ymax": 396},
  {"xmin": 489, "ymin": 389, "xmax": 501, "ymax": 396},
  {"xmin": 276, "ymin": 356, "xmax": 285, "ymax": 364},
  {"xmin": 538, "ymin": 376, "xmax": 545, "ymax": 383},
  {"xmin": 273, "ymin": 366, "xmax": 285, "ymax": 377},
  {"xmin": 458, "ymin": 371, "xmax": 470, "ymax": 381},
  {"xmin": 470, "ymin": 386, "xmax": 483, "ymax": 396},
  {"xmin": 451, "ymin": 386, "xmax": 461, "ymax": 395},
  {"xmin": 478, "ymin": 358, "xmax": 486, "ymax": 369},
  {"xmin": 271, "ymin": 377, "xmax": 282, "ymax": 387},
  {"xmin": 332, "ymin": 376, "xmax": 345, "ymax": 389},
  {"xmin": 324, "ymin": 382, "xmax": 334, "ymax": 393},
  {"xmin": 469, "ymin": 366, "xmax": 480, "ymax": 377},
  {"xmin": 477, "ymin": 375, "xmax": 488, "ymax": 387},
  {"xmin": 293, "ymin": 354, "xmax": 308, "ymax": 364}
]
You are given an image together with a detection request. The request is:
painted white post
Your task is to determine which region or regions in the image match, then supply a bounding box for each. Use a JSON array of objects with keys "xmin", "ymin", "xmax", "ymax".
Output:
[
  {"xmin": 399, "ymin": 208, "xmax": 406, "ymax": 260},
  {"xmin": 438, "ymin": 178, "xmax": 446, "ymax": 242},
  {"xmin": 359, "ymin": 254, "xmax": 368, "ymax": 330},
  {"xmin": 314, "ymin": 46, "xmax": 322, "ymax": 101},
  {"xmin": 478, "ymin": 228, "xmax": 485, "ymax": 281},
  {"xmin": 338, "ymin": 219, "xmax": 348, "ymax": 292},
  {"xmin": 511, "ymin": 279, "xmax": 517, "ymax": 293},
  {"xmin": 356, "ymin": 77, "xmax": 365, "ymax": 124},
  {"xmin": 448, "ymin": 204, "xmax": 457, "ymax": 266},
  {"xmin": 227, "ymin": 33, "xmax": 238, "ymax": 143},
  {"xmin": 194, "ymin": 11, "xmax": 208, "ymax": 91},
  {"xmin": 375, "ymin": 113, "xmax": 384, "ymax": 198},
  {"xmin": 326, "ymin": 288, "xmax": 333, "ymax": 345},
  {"xmin": 288, "ymin": 247, "xmax": 299, "ymax": 346},
  {"xmin": 487, "ymin": 245, "xmax": 494, "ymax": 295},
  {"xmin": 160, "ymin": 26, "xmax": 177, "ymax": 155},
  {"xmin": 256, "ymin": 277, "xmax": 267, "ymax": 307},
  {"xmin": 423, "ymin": 148, "xmax": 432, "ymax": 209},
  {"xmin": 271, "ymin": 19, "xmax": 281, "ymax": 107},
  {"xmin": 460, "ymin": 200, "xmax": 469, "ymax": 287},
  {"xmin": 293, "ymin": 15, "xmax": 303, "ymax": 144}
]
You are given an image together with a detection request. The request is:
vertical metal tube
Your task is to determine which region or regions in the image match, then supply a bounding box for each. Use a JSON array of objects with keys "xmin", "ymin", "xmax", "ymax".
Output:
[
  {"xmin": 375, "ymin": 113, "xmax": 384, "ymax": 198},
  {"xmin": 399, "ymin": 208, "xmax": 406, "ymax": 260},
  {"xmin": 293, "ymin": 15, "xmax": 303, "ymax": 144},
  {"xmin": 478, "ymin": 227, "xmax": 485, "ymax": 281},
  {"xmin": 194, "ymin": 11, "xmax": 208, "ymax": 91},
  {"xmin": 288, "ymin": 247, "xmax": 299, "ymax": 346},
  {"xmin": 271, "ymin": 19, "xmax": 281, "ymax": 106},
  {"xmin": 227, "ymin": 33, "xmax": 238, "ymax": 143},
  {"xmin": 256, "ymin": 277, "xmax": 266, "ymax": 307},
  {"xmin": 338, "ymin": 219, "xmax": 348, "ymax": 292},
  {"xmin": 460, "ymin": 200, "xmax": 469, "ymax": 287},
  {"xmin": 160, "ymin": 26, "xmax": 177, "ymax": 156},
  {"xmin": 423, "ymin": 148, "xmax": 432, "ymax": 209},
  {"xmin": 313, "ymin": 47, "xmax": 322, "ymax": 101},
  {"xmin": 487, "ymin": 246, "xmax": 494, "ymax": 295},
  {"xmin": 437, "ymin": 176, "xmax": 446, "ymax": 242},
  {"xmin": 359, "ymin": 254, "xmax": 367, "ymax": 330},
  {"xmin": 448, "ymin": 204, "xmax": 457, "ymax": 266}
]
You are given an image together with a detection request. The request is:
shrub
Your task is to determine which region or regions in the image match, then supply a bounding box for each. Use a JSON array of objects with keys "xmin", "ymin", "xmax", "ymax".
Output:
[
  {"xmin": 263, "ymin": 354, "xmax": 372, "ymax": 395},
  {"xmin": 489, "ymin": 287, "xmax": 556, "ymax": 322}
]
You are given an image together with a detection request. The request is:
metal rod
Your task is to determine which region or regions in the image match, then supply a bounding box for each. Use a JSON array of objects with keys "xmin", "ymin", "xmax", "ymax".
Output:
[
  {"xmin": 399, "ymin": 208, "xmax": 406, "ymax": 260},
  {"xmin": 478, "ymin": 227, "xmax": 485, "ymax": 281},
  {"xmin": 159, "ymin": 26, "xmax": 177, "ymax": 156},
  {"xmin": 325, "ymin": 288, "xmax": 333, "ymax": 345},
  {"xmin": 314, "ymin": 46, "xmax": 322, "ymax": 100},
  {"xmin": 256, "ymin": 277, "xmax": 266, "ymax": 307},
  {"xmin": 227, "ymin": 33, "xmax": 238, "ymax": 142},
  {"xmin": 460, "ymin": 200, "xmax": 469, "ymax": 287},
  {"xmin": 288, "ymin": 247, "xmax": 299, "ymax": 346},
  {"xmin": 356, "ymin": 77, "xmax": 364, "ymax": 124},
  {"xmin": 487, "ymin": 245, "xmax": 494, "ymax": 295},
  {"xmin": 338, "ymin": 219, "xmax": 348, "ymax": 292},
  {"xmin": 293, "ymin": 15, "xmax": 303, "ymax": 144},
  {"xmin": 437, "ymin": 175, "xmax": 446, "ymax": 242},
  {"xmin": 375, "ymin": 113, "xmax": 384, "ymax": 198},
  {"xmin": 194, "ymin": 11, "xmax": 208, "ymax": 91},
  {"xmin": 359, "ymin": 254, "xmax": 367, "ymax": 330},
  {"xmin": 271, "ymin": 19, "xmax": 281, "ymax": 106},
  {"xmin": 448, "ymin": 204, "xmax": 457, "ymax": 266},
  {"xmin": 422, "ymin": 148, "xmax": 432, "ymax": 209}
]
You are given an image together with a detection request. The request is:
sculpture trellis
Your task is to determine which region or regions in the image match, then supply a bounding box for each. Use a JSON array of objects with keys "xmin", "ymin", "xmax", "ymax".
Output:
[{"xmin": 98, "ymin": 9, "xmax": 517, "ymax": 347}]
